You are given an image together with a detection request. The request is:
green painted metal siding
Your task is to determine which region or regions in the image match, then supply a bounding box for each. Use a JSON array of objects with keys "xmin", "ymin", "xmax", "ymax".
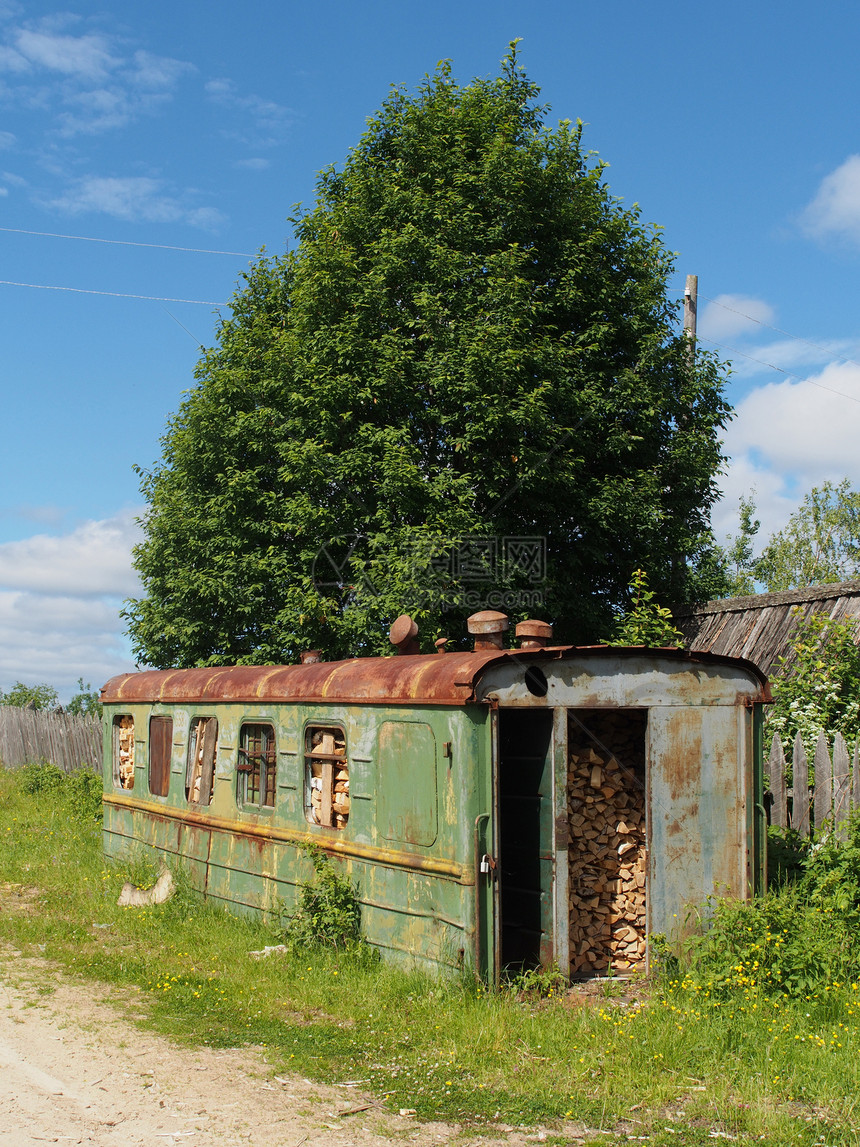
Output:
[{"xmin": 102, "ymin": 699, "xmax": 493, "ymax": 977}]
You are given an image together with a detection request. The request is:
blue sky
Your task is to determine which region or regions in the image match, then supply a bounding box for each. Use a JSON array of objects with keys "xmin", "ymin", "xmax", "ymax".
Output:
[{"xmin": 1, "ymin": 0, "xmax": 859, "ymax": 698}]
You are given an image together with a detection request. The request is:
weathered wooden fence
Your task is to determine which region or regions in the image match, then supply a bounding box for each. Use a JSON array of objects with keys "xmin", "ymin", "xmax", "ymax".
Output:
[
  {"xmin": 767, "ymin": 730, "xmax": 860, "ymax": 835},
  {"xmin": 0, "ymin": 706, "xmax": 101, "ymax": 774}
]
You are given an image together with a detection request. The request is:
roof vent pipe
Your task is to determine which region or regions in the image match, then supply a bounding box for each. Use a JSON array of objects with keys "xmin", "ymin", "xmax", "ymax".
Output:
[
  {"xmin": 299, "ymin": 650, "xmax": 323, "ymax": 664},
  {"xmin": 467, "ymin": 610, "xmax": 509, "ymax": 651},
  {"xmin": 515, "ymin": 619, "xmax": 553, "ymax": 650},
  {"xmin": 389, "ymin": 614, "xmax": 420, "ymax": 655}
]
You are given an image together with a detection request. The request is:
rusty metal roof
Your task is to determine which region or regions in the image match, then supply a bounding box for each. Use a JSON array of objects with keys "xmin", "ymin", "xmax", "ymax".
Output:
[{"xmin": 101, "ymin": 645, "xmax": 769, "ymax": 707}]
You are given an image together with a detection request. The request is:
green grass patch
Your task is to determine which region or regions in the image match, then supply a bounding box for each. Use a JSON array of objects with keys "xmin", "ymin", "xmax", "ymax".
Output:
[{"xmin": 1, "ymin": 765, "xmax": 859, "ymax": 1145}]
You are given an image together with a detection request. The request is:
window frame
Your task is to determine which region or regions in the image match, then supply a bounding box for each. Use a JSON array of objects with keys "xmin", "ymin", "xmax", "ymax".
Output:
[
  {"xmin": 304, "ymin": 723, "xmax": 349, "ymax": 830},
  {"xmin": 237, "ymin": 722, "xmax": 277, "ymax": 809},
  {"xmin": 148, "ymin": 715, "xmax": 173, "ymax": 798},
  {"xmin": 186, "ymin": 715, "xmax": 218, "ymax": 805},
  {"xmin": 112, "ymin": 714, "xmax": 135, "ymax": 790}
]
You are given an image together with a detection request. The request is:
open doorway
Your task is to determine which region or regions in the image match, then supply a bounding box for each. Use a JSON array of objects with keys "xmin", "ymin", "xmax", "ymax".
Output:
[
  {"xmin": 497, "ymin": 710, "xmax": 554, "ymax": 971},
  {"xmin": 567, "ymin": 709, "xmax": 647, "ymax": 978}
]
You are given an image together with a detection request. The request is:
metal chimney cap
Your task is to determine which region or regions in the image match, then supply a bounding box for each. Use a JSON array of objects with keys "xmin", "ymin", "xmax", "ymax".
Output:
[
  {"xmin": 467, "ymin": 610, "xmax": 509, "ymax": 635},
  {"xmin": 515, "ymin": 619, "xmax": 553, "ymax": 640},
  {"xmin": 299, "ymin": 649, "xmax": 323, "ymax": 664},
  {"xmin": 389, "ymin": 614, "xmax": 419, "ymax": 647}
]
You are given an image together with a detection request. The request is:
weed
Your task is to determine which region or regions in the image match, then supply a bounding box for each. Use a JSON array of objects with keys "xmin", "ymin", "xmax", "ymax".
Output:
[
  {"xmin": 16, "ymin": 762, "xmax": 102, "ymax": 822},
  {"xmin": 279, "ymin": 844, "xmax": 369, "ymax": 954},
  {"xmin": 503, "ymin": 962, "xmax": 566, "ymax": 998}
]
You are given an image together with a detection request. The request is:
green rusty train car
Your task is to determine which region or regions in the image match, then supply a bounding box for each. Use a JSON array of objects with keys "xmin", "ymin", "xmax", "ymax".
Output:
[{"xmin": 100, "ymin": 633, "xmax": 769, "ymax": 981}]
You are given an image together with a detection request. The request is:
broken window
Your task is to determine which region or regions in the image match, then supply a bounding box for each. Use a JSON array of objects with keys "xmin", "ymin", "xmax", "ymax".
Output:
[
  {"xmin": 237, "ymin": 723, "xmax": 276, "ymax": 808},
  {"xmin": 113, "ymin": 715, "xmax": 135, "ymax": 789},
  {"xmin": 186, "ymin": 717, "xmax": 218, "ymax": 805},
  {"xmin": 305, "ymin": 725, "xmax": 349, "ymax": 829},
  {"xmin": 148, "ymin": 716, "xmax": 173, "ymax": 798}
]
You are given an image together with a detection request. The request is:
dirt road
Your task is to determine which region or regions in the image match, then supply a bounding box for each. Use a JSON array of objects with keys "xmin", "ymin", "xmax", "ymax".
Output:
[{"xmin": 0, "ymin": 949, "xmax": 573, "ymax": 1147}]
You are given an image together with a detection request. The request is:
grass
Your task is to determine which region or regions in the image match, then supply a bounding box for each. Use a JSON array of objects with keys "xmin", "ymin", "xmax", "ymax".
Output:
[{"xmin": 1, "ymin": 765, "xmax": 860, "ymax": 1146}]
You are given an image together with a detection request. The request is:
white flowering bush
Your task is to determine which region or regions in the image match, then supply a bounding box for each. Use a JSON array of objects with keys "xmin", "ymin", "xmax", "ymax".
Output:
[{"xmin": 768, "ymin": 610, "xmax": 860, "ymax": 767}]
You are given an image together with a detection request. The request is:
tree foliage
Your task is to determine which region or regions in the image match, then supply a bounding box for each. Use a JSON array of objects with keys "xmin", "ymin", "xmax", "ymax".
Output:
[
  {"xmin": 756, "ymin": 479, "xmax": 860, "ymax": 592},
  {"xmin": 125, "ymin": 46, "xmax": 730, "ymax": 668},
  {"xmin": 721, "ymin": 493, "xmax": 761, "ymax": 596},
  {"xmin": 67, "ymin": 678, "xmax": 102, "ymax": 718},
  {"xmin": 604, "ymin": 568, "xmax": 684, "ymax": 647},
  {"xmin": 0, "ymin": 682, "xmax": 59, "ymax": 710}
]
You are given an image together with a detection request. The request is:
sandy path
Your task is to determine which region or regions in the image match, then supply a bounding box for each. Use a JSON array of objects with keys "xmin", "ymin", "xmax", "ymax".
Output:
[{"xmin": 0, "ymin": 950, "xmax": 573, "ymax": 1147}]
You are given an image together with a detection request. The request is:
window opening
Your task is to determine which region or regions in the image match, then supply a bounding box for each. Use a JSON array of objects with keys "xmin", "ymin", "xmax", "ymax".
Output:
[
  {"xmin": 237, "ymin": 723, "xmax": 276, "ymax": 808},
  {"xmin": 567, "ymin": 709, "xmax": 647, "ymax": 978},
  {"xmin": 305, "ymin": 726, "xmax": 349, "ymax": 829},
  {"xmin": 113, "ymin": 715, "xmax": 135, "ymax": 789},
  {"xmin": 186, "ymin": 717, "xmax": 218, "ymax": 805},
  {"xmin": 149, "ymin": 716, "xmax": 173, "ymax": 797}
]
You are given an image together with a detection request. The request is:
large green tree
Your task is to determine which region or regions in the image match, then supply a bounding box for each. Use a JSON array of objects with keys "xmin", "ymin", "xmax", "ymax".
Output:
[{"xmin": 126, "ymin": 47, "xmax": 730, "ymax": 667}]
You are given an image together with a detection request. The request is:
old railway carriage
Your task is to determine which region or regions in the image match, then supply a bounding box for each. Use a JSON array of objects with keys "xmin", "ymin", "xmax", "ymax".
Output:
[{"xmin": 100, "ymin": 640, "xmax": 769, "ymax": 981}]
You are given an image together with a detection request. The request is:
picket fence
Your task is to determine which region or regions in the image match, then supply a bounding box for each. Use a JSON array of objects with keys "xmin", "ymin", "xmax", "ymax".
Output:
[
  {"xmin": 766, "ymin": 730, "xmax": 860, "ymax": 835},
  {"xmin": 0, "ymin": 706, "xmax": 102, "ymax": 774}
]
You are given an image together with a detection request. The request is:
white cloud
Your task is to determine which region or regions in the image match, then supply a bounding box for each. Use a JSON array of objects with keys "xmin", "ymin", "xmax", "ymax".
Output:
[
  {"xmin": 725, "ymin": 361, "xmax": 860, "ymax": 477},
  {"xmin": 714, "ymin": 454, "xmax": 798, "ymax": 548},
  {"xmin": 698, "ymin": 294, "xmax": 776, "ymax": 342},
  {"xmin": 205, "ymin": 77, "xmax": 296, "ymax": 148},
  {"xmin": 13, "ymin": 27, "xmax": 119, "ymax": 81},
  {"xmin": 0, "ymin": 510, "xmax": 142, "ymax": 596},
  {"xmin": 0, "ymin": 129, "xmax": 14, "ymax": 148},
  {"xmin": 0, "ymin": 18, "xmax": 192, "ymax": 136},
  {"xmin": 720, "ymin": 336, "xmax": 860, "ymax": 380},
  {"xmin": 0, "ymin": 589, "xmax": 136, "ymax": 698},
  {"xmin": 0, "ymin": 41, "xmax": 29, "ymax": 72},
  {"xmin": 234, "ymin": 157, "xmax": 270, "ymax": 171},
  {"xmin": 0, "ymin": 510, "xmax": 142, "ymax": 701},
  {"xmin": 801, "ymin": 155, "xmax": 860, "ymax": 244},
  {"xmin": 46, "ymin": 175, "xmax": 227, "ymax": 229},
  {"xmin": 718, "ymin": 361, "xmax": 860, "ymax": 543},
  {"xmin": 127, "ymin": 50, "xmax": 194, "ymax": 90}
]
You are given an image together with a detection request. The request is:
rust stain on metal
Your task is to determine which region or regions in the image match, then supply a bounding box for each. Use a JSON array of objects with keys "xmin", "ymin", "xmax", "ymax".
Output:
[
  {"xmin": 103, "ymin": 791, "xmax": 469, "ymax": 882},
  {"xmin": 101, "ymin": 646, "xmax": 770, "ymax": 707}
]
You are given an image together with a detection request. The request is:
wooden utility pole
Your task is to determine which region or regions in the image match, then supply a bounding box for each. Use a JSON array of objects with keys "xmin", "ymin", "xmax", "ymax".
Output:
[{"xmin": 683, "ymin": 274, "xmax": 698, "ymax": 362}]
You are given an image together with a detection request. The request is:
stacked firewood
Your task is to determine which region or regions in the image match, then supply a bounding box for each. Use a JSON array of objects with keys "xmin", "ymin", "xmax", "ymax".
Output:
[
  {"xmin": 308, "ymin": 728, "xmax": 349, "ymax": 828},
  {"xmin": 116, "ymin": 716, "xmax": 135, "ymax": 789},
  {"xmin": 568, "ymin": 713, "xmax": 647, "ymax": 976}
]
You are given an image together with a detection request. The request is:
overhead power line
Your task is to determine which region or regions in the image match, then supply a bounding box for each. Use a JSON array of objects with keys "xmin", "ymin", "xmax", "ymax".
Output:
[
  {"xmin": 0, "ymin": 278, "xmax": 226, "ymax": 306},
  {"xmin": 698, "ymin": 292, "xmax": 860, "ymax": 373},
  {"xmin": 698, "ymin": 335, "xmax": 860, "ymax": 407},
  {"xmin": 0, "ymin": 225, "xmax": 255, "ymax": 258}
]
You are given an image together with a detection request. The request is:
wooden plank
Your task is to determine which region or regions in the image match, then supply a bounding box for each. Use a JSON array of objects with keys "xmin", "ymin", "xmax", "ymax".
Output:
[
  {"xmin": 792, "ymin": 732, "xmax": 810, "ymax": 836},
  {"xmin": 769, "ymin": 734, "xmax": 787, "ymax": 829},
  {"xmin": 833, "ymin": 732, "xmax": 851, "ymax": 837},
  {"xmin": 813, "ymin": 731, "xmax": 833, "ymax": 831},
  {"xmin": 321, "ymin": 760, "xmax": 334, "ymax": 827},
  {"xmin": 198, "ymin": 718, "xmax": 218, "ymax": 805}
]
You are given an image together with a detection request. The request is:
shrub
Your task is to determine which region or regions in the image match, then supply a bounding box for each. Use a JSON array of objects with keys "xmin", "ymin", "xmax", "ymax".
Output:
[
  {"xmin": 16, "ymin": 761, "xmax": 102, "ymax": 822},
  {"xmin": 767, "ymin": 610, "xmax": 860, "ymax": 766},
  {"xmin": 604, "ymin": 569, "xmax": 684, "ymax": 648},
  {"xmin": 683, "ymin": 815, "xmax": 860, "ymax": 995},
  {"xmin": 281, "ymin": 845, "xmax": 365, "ymax": 951}
]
